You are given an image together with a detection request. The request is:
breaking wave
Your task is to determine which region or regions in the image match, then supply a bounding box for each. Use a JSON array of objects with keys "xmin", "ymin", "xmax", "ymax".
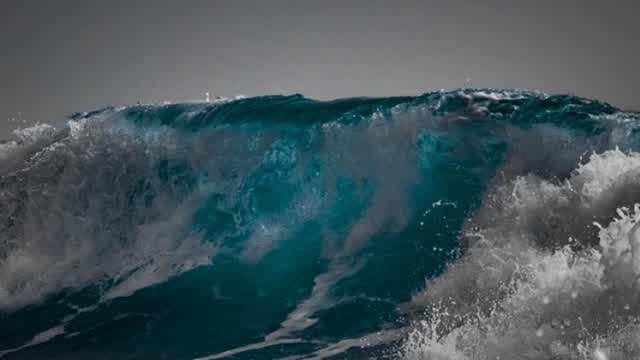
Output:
[{"xmin": 1, "ymin": 89, "xmax": 639, "ymax": 359}]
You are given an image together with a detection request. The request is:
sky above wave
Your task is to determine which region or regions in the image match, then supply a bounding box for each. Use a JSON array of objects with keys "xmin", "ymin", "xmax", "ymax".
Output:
[{"xmin": 1, "ymin": 0, "xmax": 638, "ymax": 136}]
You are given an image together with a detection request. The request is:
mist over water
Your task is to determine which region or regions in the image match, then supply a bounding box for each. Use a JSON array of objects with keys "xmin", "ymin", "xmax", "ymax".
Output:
[{"xmin": 1, "ymin": 90, "xmax": 639, "ymax": 359}]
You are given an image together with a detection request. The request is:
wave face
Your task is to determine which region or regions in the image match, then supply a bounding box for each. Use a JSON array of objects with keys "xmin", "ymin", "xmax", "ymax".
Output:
[{"xmin": 1, "ymin": 90, "xmax": 639, "ymax": 359}]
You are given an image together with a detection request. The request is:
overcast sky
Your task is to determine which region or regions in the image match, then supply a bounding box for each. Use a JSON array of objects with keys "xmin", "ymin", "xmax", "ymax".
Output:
[{"xmin": 1, "ymin": 0, "xmax": 638, "ymax": 135}]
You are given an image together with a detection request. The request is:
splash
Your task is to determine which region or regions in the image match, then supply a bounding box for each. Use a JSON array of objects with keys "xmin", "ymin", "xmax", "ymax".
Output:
[{"xmin": 402, "ymin": 150, "xmax": 640, "ymax": 359}]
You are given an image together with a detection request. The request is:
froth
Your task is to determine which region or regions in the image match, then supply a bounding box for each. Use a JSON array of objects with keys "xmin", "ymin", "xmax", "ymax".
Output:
[
  {"xmin": 0, "ymin": 117, "xmax": 217, "ymax": 310},
  {"xmin": 403, "ymin": 149, "xmax": 640, "ymax": 359}
]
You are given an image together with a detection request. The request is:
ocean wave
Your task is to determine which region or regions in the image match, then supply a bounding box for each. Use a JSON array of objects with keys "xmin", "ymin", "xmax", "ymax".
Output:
[{"xmin": 1, "ymin": 89, "xmax": 639, "ymax": 359}]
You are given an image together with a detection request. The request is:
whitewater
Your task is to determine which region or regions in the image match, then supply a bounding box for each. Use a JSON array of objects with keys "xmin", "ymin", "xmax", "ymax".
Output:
[{"xmin": 1, "ymin": 89, "xmax": 640, "ymax": 359}]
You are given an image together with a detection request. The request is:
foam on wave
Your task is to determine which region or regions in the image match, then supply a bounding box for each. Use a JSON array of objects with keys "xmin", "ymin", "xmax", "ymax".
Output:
[{"xmin": 403, "ymin": 149, "xmax": 640, "ymax": 359}]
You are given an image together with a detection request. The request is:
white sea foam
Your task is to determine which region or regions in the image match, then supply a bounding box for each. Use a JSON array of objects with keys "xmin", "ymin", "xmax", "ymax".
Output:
[
  {"xmin": 0, "ymin": 325, "xmax": 66, "ymax": 357},
  {"xmin": 402, "ymin": 149, "xmax": 640, "ymax": 359},
  {"xmin": 0, "ymin": 116, "xmax": 217, "ymax": 311}
]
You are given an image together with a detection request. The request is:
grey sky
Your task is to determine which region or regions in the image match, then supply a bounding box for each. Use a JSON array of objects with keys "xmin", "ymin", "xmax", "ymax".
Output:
[{"xmin": 1, "ymin": 0, "xmax": 638, "ymax": 135}]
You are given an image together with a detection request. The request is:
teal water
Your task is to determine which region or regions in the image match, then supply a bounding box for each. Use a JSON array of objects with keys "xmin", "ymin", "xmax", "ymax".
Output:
[{"xmin": 1, "ymin": 90, "xmax": 639, "ymax": 359}]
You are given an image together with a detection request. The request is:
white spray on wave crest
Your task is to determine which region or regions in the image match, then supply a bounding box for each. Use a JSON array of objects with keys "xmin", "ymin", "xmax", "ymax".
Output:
[
  {"xmin": 0, "ymin": 115, "xmax": 217, "ymax": 311},
  {"xmin": 402, "ymin": 148, "xmax": 640, "ymax": 359}
]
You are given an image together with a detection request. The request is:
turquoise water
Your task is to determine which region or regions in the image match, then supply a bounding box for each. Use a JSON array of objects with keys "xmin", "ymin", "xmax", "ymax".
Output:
[{"xmin": 1, "ymin": 90, "xmax": 639, "ymax": 359}]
